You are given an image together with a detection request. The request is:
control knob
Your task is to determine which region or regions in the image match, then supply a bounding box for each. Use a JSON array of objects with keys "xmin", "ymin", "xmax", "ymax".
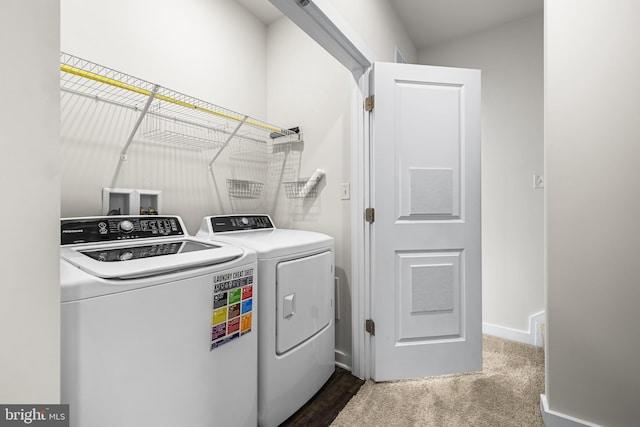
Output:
[
  {"xmin": 119, "ymin": 220, "xmax": 135, "ymax": 233},
  {"xmin": 241, "ymin": 217, "xmax": 250, "ymax": 226}
]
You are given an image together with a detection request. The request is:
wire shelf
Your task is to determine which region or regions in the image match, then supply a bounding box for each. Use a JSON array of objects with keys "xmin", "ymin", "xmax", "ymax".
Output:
[
  {"xmin": 59, "ymin": 52, "xmax": 303, "ymax": 149},
  {"xmin": 60, "ymin": 52, "xmax": 154, "ymax": 111},
  {"xmin": 226, "ymin": 179, "xmax": 264, "ymax": 199},
  {"xmin": 142, "ymin": 104, "xmax": 230, "ymax": 150}
]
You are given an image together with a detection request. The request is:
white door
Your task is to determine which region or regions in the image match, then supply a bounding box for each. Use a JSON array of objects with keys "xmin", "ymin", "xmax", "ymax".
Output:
[{"xmin": 369, "ymin": 62, "xmax": 482, "ymax": 381}]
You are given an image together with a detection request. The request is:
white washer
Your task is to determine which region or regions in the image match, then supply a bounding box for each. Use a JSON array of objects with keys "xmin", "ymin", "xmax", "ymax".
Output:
[
  {"xmin": 197, "ymin": 215, "xmax": 335, "ymax": 427},
  {"xmin": 60, "ymin": 215, "xmax": 257, "ymax": 427}
]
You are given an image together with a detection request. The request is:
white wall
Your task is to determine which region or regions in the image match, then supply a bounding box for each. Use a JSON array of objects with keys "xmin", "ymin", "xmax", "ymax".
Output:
[
  {"xmin": 61, "ymin": 0, "xmax": 267, "ymax": 119},
  {"xmin": 420, "ymin": 13, "xmax": 544, "ymax": 337},
  {"xmin": 266, "ymin": 16, "xmax": 353, "ymax": 367},
  {"xmin": 328, "ymin": 0, "xmax": 417, "ymax": 63},
  {"xmin": 60, "ymin": 0, "xmax": 268, "ymax": 232},
  {"xmin": 0, "ymin": 0, "xmax": 61, "ymax": 402},
  {"xmin": 545, "ymin": 1, "xmax": 640, "ymax": 425}
]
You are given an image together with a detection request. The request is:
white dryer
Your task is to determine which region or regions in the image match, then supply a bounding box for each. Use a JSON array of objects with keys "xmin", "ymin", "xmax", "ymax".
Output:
[
  {"xmin": 197, "ymin": 215, "xmax": 335, "ymax": 427},
  {"xmin": 60, "ymin": 215, "xmax": 257, "ymax": 427}
]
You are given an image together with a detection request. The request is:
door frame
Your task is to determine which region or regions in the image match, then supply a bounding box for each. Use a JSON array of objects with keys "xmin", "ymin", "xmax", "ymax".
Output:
[
  {"xmin": 269, "ymin": 0, "xmax": 374, "ymax": 379},
  {"xmin": 351, "ymin": 68, "xmax": 371, "ymax": 379}
]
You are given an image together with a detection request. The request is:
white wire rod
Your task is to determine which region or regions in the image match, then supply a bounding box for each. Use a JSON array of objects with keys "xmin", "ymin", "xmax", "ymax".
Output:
[
  {"xmin": 61, "ymin": 87, "xmax": 147, "ymax": 112},
  {"xmin": 208, "ymin": 115, "xmax": 249, "ymax": 169},
  {"xmin": 120, "ymin": 84, "xmax": 159, "ymax": 159},
  {"xmin": 109, "ymin": 84, "xmax": 159, "ymax": 188}
]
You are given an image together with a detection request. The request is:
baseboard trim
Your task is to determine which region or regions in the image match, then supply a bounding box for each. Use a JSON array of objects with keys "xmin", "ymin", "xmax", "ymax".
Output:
[
  {"xmin": 483, "ymin": 311, "xmax": 545, "ymax": 347},
  {"xmin": 540, "ymin": 395, "xmax": 603, "ymax": 427}
]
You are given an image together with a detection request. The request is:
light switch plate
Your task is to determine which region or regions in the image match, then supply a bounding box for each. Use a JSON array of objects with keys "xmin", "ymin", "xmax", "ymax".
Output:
[
  {"xmin": 533, "ymin": 174, "xmax": 544, "ymax": 189},
  {"xmin": 340, "ymin": 183, "xmax": 350, "ymax": 200}
]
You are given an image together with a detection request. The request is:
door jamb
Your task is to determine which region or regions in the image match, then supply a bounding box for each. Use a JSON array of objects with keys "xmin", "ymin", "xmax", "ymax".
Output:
[{"xmin": 350, "ymin": 68, "xmax": 371, "ymax": 380}]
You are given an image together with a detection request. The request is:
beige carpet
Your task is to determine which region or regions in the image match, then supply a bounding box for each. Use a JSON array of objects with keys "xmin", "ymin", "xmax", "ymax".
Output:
[{"xmin": 330, "ymin": 336, "xmax": 545, "ymax": 427}]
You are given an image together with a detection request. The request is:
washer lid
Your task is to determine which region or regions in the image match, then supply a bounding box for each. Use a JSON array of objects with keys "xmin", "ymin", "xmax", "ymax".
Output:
[
  {"xmin": 61, "ymin": 239, "xmax": 244, "ymax": 279},
  {"xmin": 198, "ymin": 216, "xmax": 334, "ymax": 258}
]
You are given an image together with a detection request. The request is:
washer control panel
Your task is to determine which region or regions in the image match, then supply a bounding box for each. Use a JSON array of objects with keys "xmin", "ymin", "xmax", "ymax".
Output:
[
  {"xmin": 61, "ymin": 216, "xmax": 184, "ymax": 245},
  {"xmin": 210, "ymin": 215, "xmax": 274, "ymax": 233}
]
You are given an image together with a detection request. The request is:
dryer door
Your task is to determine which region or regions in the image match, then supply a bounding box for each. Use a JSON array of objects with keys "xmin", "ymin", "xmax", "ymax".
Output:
[{"xmin": 276, "ymin": 251, "xmax": 333, "ymax": 354}]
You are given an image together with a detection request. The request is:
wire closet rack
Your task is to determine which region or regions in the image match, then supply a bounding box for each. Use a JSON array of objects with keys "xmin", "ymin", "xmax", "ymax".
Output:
[
  {"xmin": 60, "ymin": 52, "xmax": 302, "ymax": 197},
  {"xmin": 59, "ymin": 52, "xmax": 302, "ymax": 152}
]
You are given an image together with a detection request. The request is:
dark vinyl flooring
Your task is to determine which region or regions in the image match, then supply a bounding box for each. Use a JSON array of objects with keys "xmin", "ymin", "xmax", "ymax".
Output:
[{"xmin": 279, "ymin": 367, "xmax": 365, "ymax": 427}]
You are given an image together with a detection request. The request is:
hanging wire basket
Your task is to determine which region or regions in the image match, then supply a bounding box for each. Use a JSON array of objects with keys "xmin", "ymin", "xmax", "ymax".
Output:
[
  {"xmin": 226, "ymin": 179, "xmax": 264, "ymax": 199},
  {"xmin": 283, "ymin": 178, "xmax": 319, "ymax": 199}
]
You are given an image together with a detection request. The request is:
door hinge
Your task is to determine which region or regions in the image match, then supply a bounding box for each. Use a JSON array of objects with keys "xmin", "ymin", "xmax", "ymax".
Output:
[
  {"xmin": 365, "ymin": 207, "xmax": 375, "ymax": 223},
  {"xmin": 365, "ymin": 95, "xmax": 375, "ymax": 112},
  {"xmin": 365, "ymin": 319, "xmax": 375, "ymax": 336}
]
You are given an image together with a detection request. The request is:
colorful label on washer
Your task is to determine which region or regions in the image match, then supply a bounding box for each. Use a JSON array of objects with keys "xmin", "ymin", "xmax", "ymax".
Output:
[
  {"xmin": 228, "ymin": 303, "xmax": 241, "ymax": 319},
  {"xmin": 228, "ymin": 289, "xmax": 242, "ymax": 305},
  {"xmin": 228, "ymin": 317, "xmax": 240, "ymax": 334},
  {"xmin": 241, "ymin": 298, "xmax": 252, "ymax": 314},
  {"xmin": 210, "ymin": 268, "xmax": 254, "ymax": 351},
  {"xmin": 241, "ymin": 313, "xmax": 252, "ymax": 334},
  {"xmin": 212, "ymin": 323, "xmax": 226, "ymax": 340},
  {"xmin": 211, "ymin": 333, "xmax": 240, "ymax": 350},
  {"xmin": 213, "ymin": 292, "xmax": 228, "ymax": 309},
  {"xmin": 212, "ymin": 307, "xmax": 227, "ymax": 325}
]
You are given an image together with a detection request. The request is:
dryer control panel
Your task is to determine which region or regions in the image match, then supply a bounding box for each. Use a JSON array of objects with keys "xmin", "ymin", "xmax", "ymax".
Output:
[
  {"xmin": 61, "ymin": 216, "xmax": 185, "ymax": 245},
  {"xmin": 210, "ymin": 215, "xmax": 274, "ymax": 233}
]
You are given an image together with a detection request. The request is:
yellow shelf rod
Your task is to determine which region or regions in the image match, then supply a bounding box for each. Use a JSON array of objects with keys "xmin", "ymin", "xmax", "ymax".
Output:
[{"xmin": 60, "ymin": 64, "xmax": 284, "ymax": 134}]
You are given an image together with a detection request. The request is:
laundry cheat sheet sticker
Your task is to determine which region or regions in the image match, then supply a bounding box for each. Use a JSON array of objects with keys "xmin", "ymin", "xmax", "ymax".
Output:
[{"xmin": 211, "ymin": 268, "xmax": 254, "ymax": 350}]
